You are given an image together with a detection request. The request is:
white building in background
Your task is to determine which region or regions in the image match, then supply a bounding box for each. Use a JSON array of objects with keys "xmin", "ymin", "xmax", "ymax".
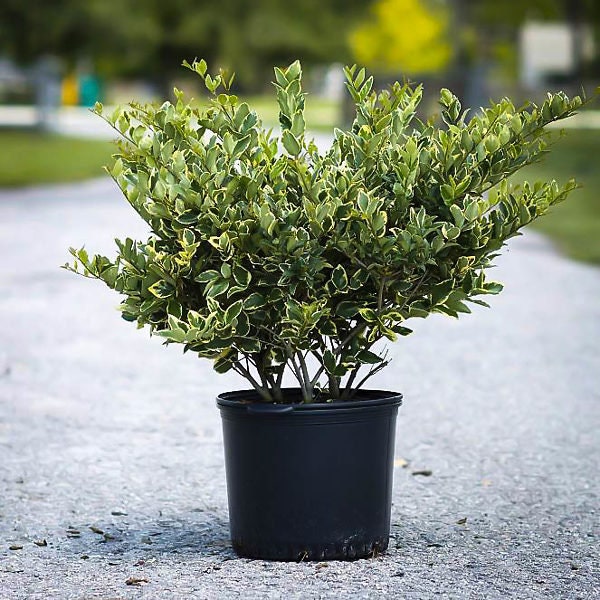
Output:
[{"xmin": 520, "ymin": 21, "xmax": 595, "ymax": 89}]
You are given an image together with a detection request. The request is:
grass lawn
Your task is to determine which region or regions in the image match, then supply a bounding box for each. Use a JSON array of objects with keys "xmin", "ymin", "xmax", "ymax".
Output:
[
  {"xmin": 0, "ymin": 130, "xmax": 113, "ymax": 187},
  {"xmin": 512, "ymin": 128, "xmax": 600, "ymax": 265}
]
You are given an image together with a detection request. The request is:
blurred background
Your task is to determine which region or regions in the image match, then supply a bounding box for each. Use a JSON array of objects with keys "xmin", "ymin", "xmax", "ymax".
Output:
[{"xmin": 1, "ymin": 0, "xmax": 599, "ymax": 262}]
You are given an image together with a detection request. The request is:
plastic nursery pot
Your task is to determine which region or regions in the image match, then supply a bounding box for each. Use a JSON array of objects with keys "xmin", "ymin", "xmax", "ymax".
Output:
[{"xmin": 217, "ymin": 389, "xmax": 402, "ymax": 561}]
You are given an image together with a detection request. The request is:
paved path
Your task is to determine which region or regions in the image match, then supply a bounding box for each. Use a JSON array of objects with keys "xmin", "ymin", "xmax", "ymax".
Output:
[{"xmin": 0, "ymin": 178, "xmax": 599, "ymax": 599}]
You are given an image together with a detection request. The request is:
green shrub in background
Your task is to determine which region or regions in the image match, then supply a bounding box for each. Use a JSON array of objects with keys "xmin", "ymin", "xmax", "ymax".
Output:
[{"xmin": 65, "ymin": 60, "xmax": 580, "ymax": 402}]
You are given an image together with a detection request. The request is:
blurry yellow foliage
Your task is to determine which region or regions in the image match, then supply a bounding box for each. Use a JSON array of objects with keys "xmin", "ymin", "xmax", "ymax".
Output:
[{"xmin": 350, "ymin": 0, "xmax": 451, "ymax": 75}]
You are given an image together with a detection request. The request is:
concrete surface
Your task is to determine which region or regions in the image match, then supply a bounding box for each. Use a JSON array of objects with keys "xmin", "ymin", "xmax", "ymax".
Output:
[{"xmin": 0, "ymin": 177, "xmax": 599, "ymax": 599}]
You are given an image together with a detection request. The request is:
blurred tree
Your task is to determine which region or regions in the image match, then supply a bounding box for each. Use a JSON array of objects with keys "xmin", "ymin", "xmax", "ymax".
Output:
[
  {"xmin": 349, "ymin": 0, "xmax": 451, "ymax": 75},
  {"xmin": 84, "ymin": 0, "xmax": 215, "ymax": 95},
  {"xmin": 0, "ymin": 0, "xmax": 88, "ymax": 64},
  {"xmin": 0, "ymin": 0, "xmax": 371, "ymax": 94}
]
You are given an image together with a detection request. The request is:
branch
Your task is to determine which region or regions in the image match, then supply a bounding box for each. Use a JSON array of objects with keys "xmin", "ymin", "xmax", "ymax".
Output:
[
  {"xmin": 351, "ymin": 358, "xmax": 390, "ymax": 396},
  {"xmin": 296, "ymin": 350, "xmax": 313, "ymax": 402},
  {"xmin": 232, "ymin": 361, "xmax": 271, "ymax": 401}
]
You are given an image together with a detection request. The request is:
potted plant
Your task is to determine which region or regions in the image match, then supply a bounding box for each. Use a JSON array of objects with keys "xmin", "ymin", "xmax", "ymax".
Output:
[{"xmin": 65, "ymin": 59, "xmax": 581, "ymax": 561}]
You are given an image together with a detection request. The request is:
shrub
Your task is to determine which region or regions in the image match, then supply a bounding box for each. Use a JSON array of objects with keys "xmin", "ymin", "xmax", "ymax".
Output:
[{"xmin": 65, "ymin": 59, "xmax": 580, "ymax": 402}]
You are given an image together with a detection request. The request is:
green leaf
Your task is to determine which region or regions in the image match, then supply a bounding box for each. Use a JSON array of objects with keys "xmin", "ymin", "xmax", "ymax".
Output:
[
  {"xmin": 357, "ymin": 190, "xmax": 369, "ymax": 212},
  {"xmin": 358, "ymin": 308, "xmax": 377, "ymax": 323},
  {"xmin": 440, "ymin": 184, "xmax": 454, "ymax": 204},
  {"xmin": 214, "ymin": 348, "xmax": 236, "ymax": 373},
  {"xmin": 484, "ymin": 281, "xmax": 504, "ymax": 294},
  {"xmin": 336, "ymin": 301, "xmax": 360, "ymax": 318},
  {"xmin": 195, "ymin": 270, "xmax": 219, "ymax": 284},
  {"xmin": 285, "ymin": 60, "xmax": 302, "ymax": 81},
  {"xmin": 206, "ymin": 279, "xmax": 229, "ymax": 298},
  {"xmin": 100, "ymin": 265, "xmax": 119, "ymax": 287},
  {"xmin": 357, "ymin": 350, "xmax": 382, "ymax": 364},
  {"xmin": 372, "ymin": 211, "xmax": 387, "ymax": 233},
  {"xmin": 243, "ymin": 293, "xmax": 266, "ymax": 311},
  {"xmin": 285, "ymin": 299, "xmax": 304, "ymax": 324},
  {"xmin": 282, "ymin": 130, "xmax": 302, "ymax": 156},
  {"xmin": 323, "ymin": 349, "xmax": 337, "ymax": 374},
  {"xmin": 443, "ymin": 225, "xmax": 461, "ymax": 241},
  {"xmin": 233, "ymin": 134, "xmax": 251, "ymax": 156},
  {"xmin": 331, "ymin": 265, "xmax": 348, "ymax": 291},
  {"xmin": 291, "ymin": 112, "xmax": 306, "ymax": 138},
  {"xmin": 233, "ymin": 265, "xmax": 252, "ymax": 288},
  {"xmin": 176, "ymin": 210, "xmax": 200, "ymax": 225},
  {"xmin": 224, "ymin": 300, "xmax": 243, "ymax": 324},
  {"xmin": 450, "ymin": 205, "xmax": 465, "ymax": 227},
  {"xmin": 273, "ymin": 66, "xmax": 288, "ymax": 87},
  {"xmin": 431, "ymin": 280, "xmax": 453, "ymax": 305},
  {"xmin": 148, "ymin": 280, "xmax": 175, "ymax": 299}
]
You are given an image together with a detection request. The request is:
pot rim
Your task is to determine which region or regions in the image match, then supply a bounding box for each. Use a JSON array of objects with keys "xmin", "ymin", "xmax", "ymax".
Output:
[{"xmin": 217, "ymin": 388, "xmax": 402, "ymax": 413}]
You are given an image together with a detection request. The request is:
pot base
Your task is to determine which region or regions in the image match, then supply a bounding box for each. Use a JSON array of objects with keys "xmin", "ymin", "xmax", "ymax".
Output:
[{"xmin": 232, "ymin": 535, "xmax": 389, "ymax": 561}]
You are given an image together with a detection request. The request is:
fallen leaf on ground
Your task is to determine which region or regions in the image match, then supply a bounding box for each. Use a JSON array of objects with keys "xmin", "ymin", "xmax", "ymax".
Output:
[
  {"xmin": 9, "ymin": 545, "xmax": 23, "ymax": 551},
  {"xmin": 33, "ymin": 540, "xmax": 47, "ymax": 547},
  {"xmin": 456, "ymin": 518, "xmax": 467, "ymax": 525},
  {"xmin": 125, "ymin": 576, "xmax": 149, "ymax": 586},
  {"xmin": 411, "ymin": 470, "xmax": 433, "ymax": 477},
  {"xmin": 90, "ymin": 526, "xmax": 104, "ymax": 535},
  {"xmin": 394, "ymin": 458, "xmax": 409, "ymax": 468}
]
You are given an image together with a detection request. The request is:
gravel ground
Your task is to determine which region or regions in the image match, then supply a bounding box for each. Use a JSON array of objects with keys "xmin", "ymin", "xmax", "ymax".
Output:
[{"xmin": 0, "ymin": 177, "xmax": 599, "ymax": 599}]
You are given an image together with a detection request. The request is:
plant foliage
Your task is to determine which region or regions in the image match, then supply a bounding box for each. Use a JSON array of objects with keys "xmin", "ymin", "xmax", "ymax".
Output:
[{"xmin": 65, "ymin": 59, "xmax": 581, "ymax": 402}]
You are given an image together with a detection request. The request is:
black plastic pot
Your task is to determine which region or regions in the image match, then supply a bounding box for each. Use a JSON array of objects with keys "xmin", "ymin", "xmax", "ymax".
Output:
[{"xmin": 217, "ymin": 389, "xmax": 402, "ymax": 561}]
